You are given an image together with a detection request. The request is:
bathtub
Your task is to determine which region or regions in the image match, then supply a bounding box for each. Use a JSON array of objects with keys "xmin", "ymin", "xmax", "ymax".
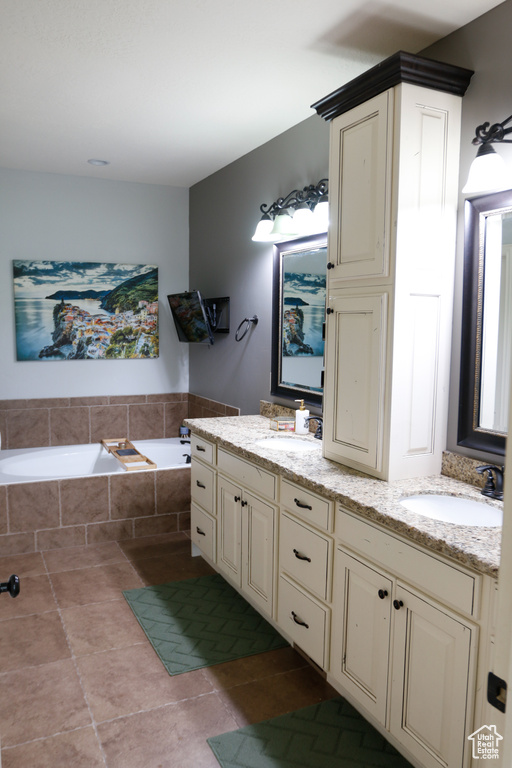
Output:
[{"xmin": 0, "ymin": 438, "xmax": 191, "ymax": 485}]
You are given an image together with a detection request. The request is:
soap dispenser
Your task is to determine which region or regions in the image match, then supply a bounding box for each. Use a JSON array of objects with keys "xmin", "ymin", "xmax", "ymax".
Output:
[{"xmin": 294, "ymin": 400, "xmax": 309, "ymax": 435}]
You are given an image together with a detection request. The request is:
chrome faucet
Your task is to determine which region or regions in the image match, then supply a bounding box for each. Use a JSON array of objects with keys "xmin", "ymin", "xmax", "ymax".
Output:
[
  {"xmin": 305, "ymin": 416, "xmax": 323, "ymax": 440},
  {"xmin": 476, "ymin": 464, "xmax": 504, "ymax": 501}
]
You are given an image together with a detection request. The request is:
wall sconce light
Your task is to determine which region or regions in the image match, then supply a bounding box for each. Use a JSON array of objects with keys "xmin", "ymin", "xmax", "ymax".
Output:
[
  {"xmin": 463, "ymin": 115, "xmax": 512, "ymax": 194},
  {"xmin": 252, "ymin": 179, "xmax": 328, "ymax": 242}
]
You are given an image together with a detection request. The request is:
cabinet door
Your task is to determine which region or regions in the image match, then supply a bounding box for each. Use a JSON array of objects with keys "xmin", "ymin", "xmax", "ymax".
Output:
[
  {"xmin": 331, "ymin": 549, "xmax": 392, "ymax": 724},
  {"xmin": 216, "ymin": 476, "xmax": 242, "ymax": 587},
  {"xmin": 242, "ymin": 491, "xmax": 276, "ymax": 617},
  {"xmin": 390, "ymin": 584, "xmax": 475, "ymax": 768},
  {"xmin": 328, "ymin": 90, "xmax": 393, "ymax": 282},
  {"xmin": 323, "ymin": 290, "xmax": 388, "ymax": 472}
]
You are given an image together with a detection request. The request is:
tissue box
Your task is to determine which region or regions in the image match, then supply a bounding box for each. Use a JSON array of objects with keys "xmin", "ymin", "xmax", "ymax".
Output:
[{"xmin": 269, "ymin": 417, "xmax": 295, "ymax": 432}]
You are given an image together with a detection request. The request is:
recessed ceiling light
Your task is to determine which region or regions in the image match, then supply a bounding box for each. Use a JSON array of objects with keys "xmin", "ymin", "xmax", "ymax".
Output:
[{"xmin": 87, "ymin": 158, "xmax": 110, "ymax": 166}]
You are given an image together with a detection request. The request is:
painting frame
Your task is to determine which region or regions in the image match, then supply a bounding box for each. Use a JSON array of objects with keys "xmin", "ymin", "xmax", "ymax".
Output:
[
  {"xmin": 271, "ymin": 233, "xmax": 327, "ymax": 407},
  {"xmin": 12, "ymin": 259, "xmax": 159, "ymax": 361}
]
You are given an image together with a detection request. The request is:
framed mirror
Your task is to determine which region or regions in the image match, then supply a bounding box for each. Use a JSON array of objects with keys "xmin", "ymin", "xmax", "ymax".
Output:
[
  {"xmin": 271, "ymin": 234, "xmax": 327, "ymax": 407},
  {"xmin": 458, "ymin": 189, "xmax": 512, "ymax": 455}
]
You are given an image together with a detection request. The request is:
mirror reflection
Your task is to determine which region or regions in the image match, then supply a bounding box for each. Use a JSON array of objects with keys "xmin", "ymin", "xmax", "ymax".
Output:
[
  {"xmin": 459, "ymin": 190, "xmax": 512, "ymax": 454},
  {"xmin": 479, "ymin": 210, "xmax": 512, "ymax": 433},
  {"xmin": 271, "ymin": 234, "xmax": 327, "ymax": 407}
]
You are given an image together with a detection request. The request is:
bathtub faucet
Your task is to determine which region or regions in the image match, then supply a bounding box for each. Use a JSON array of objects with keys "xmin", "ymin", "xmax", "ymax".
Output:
[{"xmin": 183, "ymin": 453, "xmax": 191, "ymax": 465}]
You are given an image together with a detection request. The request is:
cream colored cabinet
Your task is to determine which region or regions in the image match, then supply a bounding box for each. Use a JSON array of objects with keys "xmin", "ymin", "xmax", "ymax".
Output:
[
  {"xmin": 323, "ymin": 289, "xmax": 388, "ymax": 471},
  {"xmin": 190, "ymin": 436, "xmax": 217, "ymax": 561},
  {"xmin": 217, "ymin": 475, "xmax": 242, "ymax": 584},
  {"xmin": 319, "ymin": 57, "xmax": 472, "ymax": 481},
  {"xmin": 327, "ymin": 90, "xmax": 393, "ymax": 282},
  {"xmin": 277, "ymin": 479, "xmax": 334, "ymax": 669},
  {"xmin": 216, "ymin": 451, "xmax": 277, "ymax": 618},
  {"xmin": 332, "ymin": 549, "xmax": 392, "ymax": 724},
  {"xmin": 331, "ymin": 510, "xmax": 479, "ymax": 768},
  {"xmin": 390, "ymin": 584, "xmax": 475, "ymax": 768}
]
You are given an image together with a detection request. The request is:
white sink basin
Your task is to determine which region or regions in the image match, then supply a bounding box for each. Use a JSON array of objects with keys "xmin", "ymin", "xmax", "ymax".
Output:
[
  {"xmin": 254, "ymin": 437, "xmax": 318, "ymax": 454},
  {"xmin": 400, "ymin": 494, "xmax": 502, "ymax": 527}
]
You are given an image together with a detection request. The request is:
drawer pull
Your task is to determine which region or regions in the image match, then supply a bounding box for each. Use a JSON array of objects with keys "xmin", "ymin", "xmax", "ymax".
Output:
[
  {"xmin": 294, "ymin": 498, "xmax": 313, "ymax": 511},
  {"xmin": 196, "ymin": 480, "xmax": 206, "ymax": 489},
  {"xmin": 291, "ymin": 611, "xmax": 309, "ymax": 629},
  {"xmin": 196, "ymin": 526, "xmax": 206, "ymax": 536},
  {"xmin": 378, "ymin": 589, "xmax": 388, "ymax": 600},
  {"xmin": 393, "ymin": 599, "xmax": 404, "ymax": 610},
  {"xmin": 293, "ymin": 548, "xmax": 311, "ymax": 563},
  {"xmin": 196, "ymin": 445, "xmax": 206, "ymax": 452}
]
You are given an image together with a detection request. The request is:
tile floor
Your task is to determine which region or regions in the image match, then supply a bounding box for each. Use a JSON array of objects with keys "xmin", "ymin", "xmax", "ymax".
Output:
[{"xmin": 0, "ymin": 531, "xmax": 337, "ymax": 767}]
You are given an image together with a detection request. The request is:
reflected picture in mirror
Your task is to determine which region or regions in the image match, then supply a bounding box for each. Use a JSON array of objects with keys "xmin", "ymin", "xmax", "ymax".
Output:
[
  {"xmin": 459, "ymin": 189, "xmax": 512, "ymax": 455},
  {"xmin": 271, "ymin": 234, "xmax": 327, "ymax": 407}
]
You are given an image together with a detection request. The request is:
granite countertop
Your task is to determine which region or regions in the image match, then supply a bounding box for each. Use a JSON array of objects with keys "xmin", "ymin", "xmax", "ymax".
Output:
[{"xmin": 185, "ymin": 415, "xmax": 502, "ymax": 578}]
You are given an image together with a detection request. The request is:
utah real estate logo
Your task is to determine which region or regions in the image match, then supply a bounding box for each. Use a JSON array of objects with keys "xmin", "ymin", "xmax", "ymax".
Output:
[{"xmin": 468, "ymin": 725, "xmax": 503, "ymax": 759}]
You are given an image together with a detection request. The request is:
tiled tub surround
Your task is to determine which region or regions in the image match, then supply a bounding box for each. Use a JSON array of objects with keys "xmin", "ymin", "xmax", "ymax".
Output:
[
  {"xmin": 0, "ymin": 393, "xmax": 239, "ymax": 557},
  {"xmin": 185, "ymin": 414, "xmax": 503, "ymax": 576},
  {"xmin": 0, "ymin": 462, "xmax": 191, "ymax": 556},
  {"xmin": 0, "ymin": 392, "xmax": 239, "ymax": 451}
]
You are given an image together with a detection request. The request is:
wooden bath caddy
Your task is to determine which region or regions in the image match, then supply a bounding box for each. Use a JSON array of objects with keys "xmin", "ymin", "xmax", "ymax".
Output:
[{"xmin": 101, "ymin": 438, "xmax": 157, "ymax": 471}]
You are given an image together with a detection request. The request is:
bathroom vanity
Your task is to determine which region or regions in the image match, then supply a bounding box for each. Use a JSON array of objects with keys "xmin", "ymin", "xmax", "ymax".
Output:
[{"xmin": 186, "ymin": 414, "xmax": 501, "ymax": 768}]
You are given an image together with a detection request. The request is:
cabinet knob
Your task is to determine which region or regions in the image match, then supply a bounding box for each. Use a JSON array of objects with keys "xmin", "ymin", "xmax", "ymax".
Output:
[
  {"xmin": 234, "ymin": 495, "xmax": 240, "ymax": 502},
  {"xmin": 378, "ymin": 589, "xmax": 388, "ymax": 599},
  {"xmin": 327, "ymin": 262, "xmax": 334, "ymax": 270},
  {"xmin": 241, "ymin": 500, "xmax": 248, "ymax": 507},
  {"xmin": 393, "ymin": 599, "xmax": 404, "ymax": 610},
  {"xmin": 326, "ymin": 307, "xmax": 333, "ymax": 315}
]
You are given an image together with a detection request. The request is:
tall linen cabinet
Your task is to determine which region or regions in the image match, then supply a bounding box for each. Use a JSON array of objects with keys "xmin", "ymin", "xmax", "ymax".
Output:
[{"xmin": 313, "ymin": 53, "xmax": 473, "ymax": 481}]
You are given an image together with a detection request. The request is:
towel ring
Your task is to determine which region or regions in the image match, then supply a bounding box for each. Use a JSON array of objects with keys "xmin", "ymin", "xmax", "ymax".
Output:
[{"xmin": 235, "ymin": 315, "xmax": 258, "ymax": 342}]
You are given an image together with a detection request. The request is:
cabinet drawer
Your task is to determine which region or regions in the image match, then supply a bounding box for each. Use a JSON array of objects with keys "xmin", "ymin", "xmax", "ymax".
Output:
[
  {"xmin": 280, "ymin": 479, "xmax": 332, "ymax": 531},
  {"xmin": 191, "ymin": 434, "xmax": 216, "ymax": 465},
  {"xmin": 337, "ymin": 508, "xmax": 479, "ymax": 617},
  {"xmin": 280, "ymin": 513, "xmax": 331, "ymax": 601},
  {"xmin": 277, "ymin": 574, "xmax": 329, "ymax": 669},
  {"xmin": 191, "ymin": 502, "xmax": 216, "ymax": 561},
  {"xmin": 218, "ymin": 449, "xmax": 276, "ymax": 501},
  {"xmin": 191, "ymin": 459, "xmax": 216, "ymax": 515}
]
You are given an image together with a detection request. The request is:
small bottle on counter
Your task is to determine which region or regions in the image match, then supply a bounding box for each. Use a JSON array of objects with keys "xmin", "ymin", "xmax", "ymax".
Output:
[{"xmin": 294, "ymin": 399, "xmax": 309, "ymax": 435}]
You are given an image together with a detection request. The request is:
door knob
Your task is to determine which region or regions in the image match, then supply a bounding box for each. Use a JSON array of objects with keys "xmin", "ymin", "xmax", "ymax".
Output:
[{"xmin": 0, "ymin": 574, "xmax": 20, "ymax": 598}]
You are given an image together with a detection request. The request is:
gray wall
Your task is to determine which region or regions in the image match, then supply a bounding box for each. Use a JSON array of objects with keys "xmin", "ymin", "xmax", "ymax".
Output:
[
  {"xmin": 0, "ymin": 168, "xmax": 189, "ymax": 399},
  {"xmin": 190, "ymin": 0, "xmax": 512, "ymax": 460},
  {"xmin": 421, "ymin": 0, "xmax": 512, "ymax": 459},
  {"xmin": 189, "ymin": 115, "xmax": 329, "ymax": 415}
]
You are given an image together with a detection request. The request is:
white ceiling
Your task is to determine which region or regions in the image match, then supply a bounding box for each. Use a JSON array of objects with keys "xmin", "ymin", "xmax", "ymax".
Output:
[{"xmin": 0, "ymin": 0, "xmax": 502, "ymax": 188}]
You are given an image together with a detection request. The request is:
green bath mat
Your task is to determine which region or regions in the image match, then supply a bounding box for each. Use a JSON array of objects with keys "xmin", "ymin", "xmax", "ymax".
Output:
[
  {"xmin": 207, "ymin": 697, "xmax": 413, "ymax": 768},
  {"xmin": 123, "ymin": 573, "xmax": 288, "ymax": 675}
]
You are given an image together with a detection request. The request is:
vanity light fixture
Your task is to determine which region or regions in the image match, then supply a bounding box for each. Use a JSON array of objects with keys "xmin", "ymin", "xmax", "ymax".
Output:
[
  {"xmin": 463, "ymin": 114, "xmax": 512, "ymax": 194},
  {"xmin": 252, "ymin": 179, "xmax": 328, "ymax": 242}
]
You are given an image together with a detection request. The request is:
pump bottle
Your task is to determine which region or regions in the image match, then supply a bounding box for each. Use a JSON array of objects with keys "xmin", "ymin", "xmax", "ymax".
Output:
[{"xmin": 294, "ymin": 399, "xmax": 310, "ymax": 435}]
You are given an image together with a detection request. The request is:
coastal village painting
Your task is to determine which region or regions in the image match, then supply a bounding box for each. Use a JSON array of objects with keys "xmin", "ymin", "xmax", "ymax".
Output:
[{"xmin": 13, "ymin": 260, "xmax": 159, "ymax": 361}]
